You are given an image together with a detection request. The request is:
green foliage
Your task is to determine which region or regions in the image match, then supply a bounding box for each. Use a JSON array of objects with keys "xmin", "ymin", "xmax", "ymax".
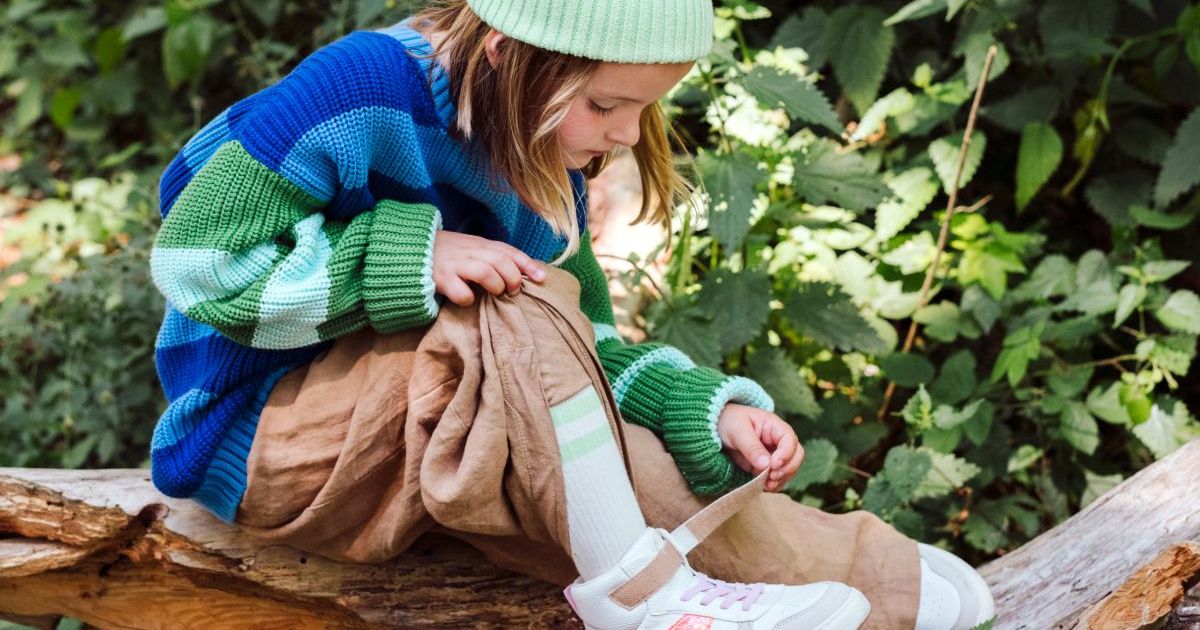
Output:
[{"xmin": 651, "ymin": 0, "xmax": 1200, "ymax": 562}]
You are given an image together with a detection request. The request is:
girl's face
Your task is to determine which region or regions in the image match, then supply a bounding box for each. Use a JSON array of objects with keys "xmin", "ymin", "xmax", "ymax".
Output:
[{"xmin": 557, "ymin": 61, "xmax": 694, "ymax": 169}]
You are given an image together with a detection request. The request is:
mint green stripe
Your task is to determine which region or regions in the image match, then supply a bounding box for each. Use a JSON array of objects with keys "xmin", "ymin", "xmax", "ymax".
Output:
[
  {"xmin": 558, "ymin": 425, "xmax": 615, "ymax": 463},
  {"xmin": 551, "ymin": 386, "xmax": 603, "ymax": 428}
]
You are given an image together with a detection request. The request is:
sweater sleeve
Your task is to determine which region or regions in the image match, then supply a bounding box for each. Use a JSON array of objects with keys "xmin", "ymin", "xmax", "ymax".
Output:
[
  {"xmin": 150, "ymin": 32, "xmax": 442, "ymax": 349},
  {"xmin": 558, "ymin": 230, "xmax": 775, "ymax": 496}
]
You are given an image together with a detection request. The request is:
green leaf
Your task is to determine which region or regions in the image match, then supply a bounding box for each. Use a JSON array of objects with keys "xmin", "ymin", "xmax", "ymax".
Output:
[
  {"xmin": 913, "ymin": 448, "xmax": 980, "ymax": 499},
  {"xmin": 93, "ymin": 27, "xmax": 127, "ymax": 75},
  {"xmin": 741, "ymin": 67, "xmax": 841, "ymax": 134},
  {"xmin": 1148, "ymin": 334, "xmax": 1197, "ymax": 376},
  {"xmin": 901, "ymin": 385, "xmax": 934, "ymax": 432},
  {"xmin": 695, "ymin": 268, "xmax": 771, "ymax": 354},
  {"xmin": 1085, "ymin": 170, "xmax": 1151, "ymax": 227},
  {"xmin": 1155, "ymin": 107, "xmax": 1200, "ymax": 208},
  {"xmin": 933, "ymin": 399, "xmax": 984, "ymax": 431},
  {"xmin": 1012, "ymin": 255, "xmax": 1075, "ymax": 301},
  {"xmin": 1140, "ymin": 260, "xmax": 1191, "ymax": 283},
  {"xmin": 880, "ymin": 353, "xmax": 935, "ymax": 387},
  {"xmin": 769, "ymin": 8, "xmax": 831, "ymax": 67},
  {"xmin": 963, "ymin": 497, "xmax": 1038, "ymax": 553},
  {"xmin": 162, "ymin": 13, "xmax": 216, "ymax": 89},
  {"xmin": 983, "ymin": 86, "xmax": 1061, "ymax": 133},
  {"xmin": 62, "ymin": 434, "xmax": 98, "ymax": 469},
  {"xmin": 851, "ymin": 89, "xmax": 914, "ymax": 142},
  {"xmin": 785, "ymin": 438, "xmax": 838, "ymax": 492},
  {"xmin": 913, "ymin": 302, "xmax": 966, "ymax": 343},
  {"xmin": 1081, "ymin": 470, "xmax": 1123, "ymax": 508},
  {"xmin": 747, "ymin": 347, "xmax": 822, "ymax": 418},
  {"xmin": 1007, "ymin": 444, "xmax": 1044, "ymax": 473},
  {"xmin": 990, "ymin": 323, "xmax": 1043, "ymax": 387},
  {"xmin": 884, "ymin": 0, "xmax": 947, "ymax": 26},
  {"xmin": 1114, "ymin": 118, "xmax": 1171, "ymax": 165},
  {"xmin": 785, "ymin": 282, "xmax": 889, "ymax": 354},
  {"xmin": 929, "ymin": 131, "xmax": 988, "ymax": 195},
  {"xmin": 827, "ymin": 6, "xmax": 896, "ymax": 114},
  {"xmin": 1016, "ymin": 122, "xmax": 1063, "ymax": 211},
  {"xmin": 1047, "ymin": 364, "xmax": 1093, "ymax": 398},
  {"xmin": 930, "ymin": 350, "xmax": 977, "ymax": 404},
  {"xmin": 1060, "ymin": 402, "xmax": 1100, "ymax": 455},
  {"xmin": 1129, "ymin": 204, "xmax": 1199, "ymax": 230},
  {"xmin": 1113, "ymin": 283, "xmax": 1145, "ymax": 327},
  {"xmin": 13, "ymin": 77, "xmax": 43, "ymax": 131},
  {"xmin": 863, "ymin": 446, "xmax": 932, "ymax": 515},
  {"xmin": 653, "ymin": 305, "xmax": 720, "ymax": 367},
  {"xmin": 49, "ymin": 87, "xmax": 83, "ymax": 130},
  {"xmin": 792, "ymin": 140, "xmax": 890, "ymax": 211},
  {"xmin": 697, "ymin": 151, "xmax": 763, "ymax": 252},
  {"xmin": 875, "ymin": 167, "xmax": 939, "ymax": 241},
  {"xmin": 1133, "ymin": 402, "xmax": 1200, "ymax": 459},
  {"xmin": 123, "ymin": 6, "xmax": 168, "ymax": 40},
  {"xmin": 1155, "ymin": 290, "xmax": 1200, "ymax": 333}
]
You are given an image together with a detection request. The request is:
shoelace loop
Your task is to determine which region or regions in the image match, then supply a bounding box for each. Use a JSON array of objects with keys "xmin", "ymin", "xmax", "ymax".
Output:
[{"xmin": 679, "ymin": 575, "xmax": 766, "ymax": 611}]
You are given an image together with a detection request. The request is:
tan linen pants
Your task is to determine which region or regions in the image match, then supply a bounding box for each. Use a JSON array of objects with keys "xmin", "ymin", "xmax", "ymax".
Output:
[{"xmin": 233, "ymin": 267, "xmax": 920, "ymax": 628}]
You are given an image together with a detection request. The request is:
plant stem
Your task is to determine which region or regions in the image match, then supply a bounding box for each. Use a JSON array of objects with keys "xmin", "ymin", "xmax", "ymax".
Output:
[{"xmin": 877, "ymin": 45, "xmax": 999, "ymax": 422}]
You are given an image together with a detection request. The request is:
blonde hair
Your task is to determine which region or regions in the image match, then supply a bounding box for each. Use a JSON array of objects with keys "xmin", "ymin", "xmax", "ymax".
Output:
[{"xmin": 410, "ymin": 1, "xmax": 695, "ymax": 263}]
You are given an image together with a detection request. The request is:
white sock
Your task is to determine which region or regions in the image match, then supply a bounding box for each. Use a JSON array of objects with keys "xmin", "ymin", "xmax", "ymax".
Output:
[{"xmin": 551, "ymin": 385, "xmax": 648, "ymax": 580}]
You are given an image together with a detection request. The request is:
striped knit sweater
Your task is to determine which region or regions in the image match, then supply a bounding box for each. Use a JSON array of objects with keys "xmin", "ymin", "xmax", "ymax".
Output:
[{"xmin": 149, "ymin": 17, "xmax": 772, "ymax": 523}]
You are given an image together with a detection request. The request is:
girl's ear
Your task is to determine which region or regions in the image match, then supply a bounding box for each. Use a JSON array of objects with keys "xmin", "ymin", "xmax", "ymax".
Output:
[{"xmin": 484, "ymin": 30, "xmax": 507, "ymax": 68}]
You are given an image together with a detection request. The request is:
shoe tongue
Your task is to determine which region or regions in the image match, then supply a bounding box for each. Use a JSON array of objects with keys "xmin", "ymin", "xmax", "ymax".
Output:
[{"xmin": 618, "ymin": 527, "xmax": 670, "ymax": 575}]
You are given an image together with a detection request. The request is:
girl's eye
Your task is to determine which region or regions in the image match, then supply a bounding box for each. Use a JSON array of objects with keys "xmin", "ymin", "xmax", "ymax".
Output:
[{"xmin": 588, "ymin": 100, "xmax": 615, "ymax": 117}]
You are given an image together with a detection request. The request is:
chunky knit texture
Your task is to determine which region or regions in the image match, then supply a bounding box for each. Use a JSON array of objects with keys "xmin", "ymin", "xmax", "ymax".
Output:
[
  {"xmin": 466, "ymin": 0, "xmax": 715, "ymax": 63},
  {"xmin": 149, "ymin": 18, "xmax": 771, "ymax": 523}
]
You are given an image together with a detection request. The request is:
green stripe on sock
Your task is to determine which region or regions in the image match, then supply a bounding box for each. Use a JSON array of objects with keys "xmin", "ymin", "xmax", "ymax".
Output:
[
  {"xmin": 558, "ymin": 424, "xmax": 615, "ymax": 463},
  {"xmin": 551, "ymin": 386, "xmax": 604, "ymax": 428}
]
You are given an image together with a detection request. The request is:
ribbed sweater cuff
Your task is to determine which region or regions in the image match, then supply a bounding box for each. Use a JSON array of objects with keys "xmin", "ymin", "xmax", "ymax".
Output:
[
  {"xmin": 661, "ymin": 368, "xmax": 776, "ymax": 496},
  {"xmin": 363, "ymin": 200, "xmax": 442, "ymax": 333}
]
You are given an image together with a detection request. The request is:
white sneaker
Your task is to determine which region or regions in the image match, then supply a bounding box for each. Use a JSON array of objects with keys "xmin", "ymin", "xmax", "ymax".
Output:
[
  {"xmin": 562, "ymin": 470, "xmax": 871, "ymax": 630},
  {"xmin": 914, "ymin": 543, "xmax": 995, "ymax": 630}
]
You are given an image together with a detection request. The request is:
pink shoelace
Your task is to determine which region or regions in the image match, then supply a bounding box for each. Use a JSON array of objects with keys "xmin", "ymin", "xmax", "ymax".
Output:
[{"xmin": 679, "ymin": 575, "xmax": 766, "ymax": 611}]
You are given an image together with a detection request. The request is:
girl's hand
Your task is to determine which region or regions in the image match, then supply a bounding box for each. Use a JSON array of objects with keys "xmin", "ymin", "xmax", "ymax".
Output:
[
  {"xmin": 432, "ymin": 231, "xmax": 547, "ymax": 306},
  {"xmin": 716, "ymin": 404, "xmax": 804, "ymax": 492}
]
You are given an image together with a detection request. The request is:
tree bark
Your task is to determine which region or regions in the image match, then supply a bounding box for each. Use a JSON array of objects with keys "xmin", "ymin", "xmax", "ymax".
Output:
[
  {"xmin": 979, "ymin": 438, "xmax": 1200, "ymax": 629},
  {"xmin": 0, "ymin": 467, "xmax": 580, "ymax": 629}
]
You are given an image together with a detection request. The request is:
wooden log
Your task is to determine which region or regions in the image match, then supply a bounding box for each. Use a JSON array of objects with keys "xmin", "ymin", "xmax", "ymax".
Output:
[
  {"xmin": 1071, "ymin": 542, "xmax": 1200, "ymax": 630},
  {"xmin": 979, "ymin": 438, "xmax": 1200, "ymax": 629},
  {"xmin": 0, "ymin": 467, "xmax": 580, "ymax": 629}
]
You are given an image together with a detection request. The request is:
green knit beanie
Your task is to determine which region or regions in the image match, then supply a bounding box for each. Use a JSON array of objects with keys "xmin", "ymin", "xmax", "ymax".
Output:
[{"xmin": 465, "ymin": 0, "xmax": 714, "ymax": 63}]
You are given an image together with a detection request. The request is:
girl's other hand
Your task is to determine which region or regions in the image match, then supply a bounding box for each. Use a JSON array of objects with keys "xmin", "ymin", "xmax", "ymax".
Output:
[
  {"xmin": 432, "ymin": 230, "xmax": 547, "ymax": 306},
  {"xmin": 716, "ymin": 404, "xmax": 805, "ymax": 492}
]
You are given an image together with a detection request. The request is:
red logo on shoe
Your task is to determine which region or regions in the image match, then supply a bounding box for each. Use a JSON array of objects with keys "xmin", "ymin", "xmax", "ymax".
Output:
[{"xmin": 668, "ymin": 614, "xmax": 714, "ymax": 630}]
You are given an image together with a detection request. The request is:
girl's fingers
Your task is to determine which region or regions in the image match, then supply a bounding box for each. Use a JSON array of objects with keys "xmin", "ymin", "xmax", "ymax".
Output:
[
  {"xmin": 498, "ymin": 243, "xmax": 546, "ymax": 282},
  {"xmin": 436, "ymin": 273, "xmax": 475, "ymax": 307},
  {"xmin": 470, "ymin": 249, "xmax": 523, "ymax": 294},
  {"xmin": 461, "ymin": 260, "xmax": 507, "ymax": 296}
]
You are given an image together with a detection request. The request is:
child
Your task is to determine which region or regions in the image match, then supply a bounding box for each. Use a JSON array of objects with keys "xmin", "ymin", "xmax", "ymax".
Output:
[{"xmin": 147, "ymin": 0, "xmax": 994, "ymax": 627}]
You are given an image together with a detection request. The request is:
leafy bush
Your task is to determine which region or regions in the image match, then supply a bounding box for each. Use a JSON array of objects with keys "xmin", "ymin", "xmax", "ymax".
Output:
[{"xmin": 637, "ymin": 0, "xmax": 1200, "ymax": 561}]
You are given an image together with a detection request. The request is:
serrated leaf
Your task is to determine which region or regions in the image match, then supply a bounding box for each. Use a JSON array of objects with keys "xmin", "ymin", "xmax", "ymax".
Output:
[
  {"xmin": 747, "ymin": 347, "xmax": 822, "ymax": 418},
  {"xmin": 1016, "ymin": 122, "xmax": 1063, "ymax": 210},
  {"xmin": 1141, "ymin": 260, "xmax": 1191, "ymax": 283},
  {"xmin": 653, "ymin": 304, "xmax": 720, "ymax": 367},
  {"xmin": 1155, "ymin": 107, "xmax": 1200, "ymax": 207},
  {"xmin": 913, "ymin": 301, "xmax": 964, "ymax": 343},
  {"xmin": 1155, "ymin": 290, "xmax": 1200, "ymax": 333},
  {"xmin": 1114, "ymin": 118, "xmax": 1171, "ymax": 165},
  {"xmin": 851, "ymin": 89, "xmax": 914, "ymax": 142},
  {"xmin": 875, "ymin": 168, "xmax": 938, "ymax": 241},
  {"xmin": 1060, "ymin": 402, "xmax": 1100, "ymax": 455},
  {"xmin": 827, "ymin": 6, "xmax": 896, "ymax": 114},
  {"xmin": 929, "ymin": 131, "xmax": 988, "ymax": 195},
  {"xmin": 785, "ymin": 438, "xmax": 838, "ymax": 492},
  {"xmin": 880, "ymin": 353, "xmax": 936, "ymax": 387},
  {"xmin": 697, "ymin": 151, "xmax": 763, "ymax": 252},
  {"xmin": 933, "ymin": 399, "xmax": 984, "ymax": 430},
  {"xmin": 1047, "ymin": 364, "xmax": 1093, "ymax": 398},
  {"xmin": 1149, "ymin": 335, "xmax": 1197, "ymax": 376},
  {"xmin": 695, "ymin": 268, "xmax": 771, "ymax": 354},
  {"xmin": 1133, "ymin": 402, "xmax": 1200, "ymax": 459},
  {"xmin": 901, "ymin": 385, "xmax": 934, "ymax": 431},
  {"xmin": 792, "ymin": 141, "xmax": 890, "ymax": 211},
  {"xmin": 863, "ymin": 446, "xmax": 932, "ymax": 515},
  {"xmin": 983, "ymin": 86, "xmax": 1061, "ymax": 133},
  {"xmin": 742, "ymin": 67, "xmax": 841, "ymax": 134},
  {"xmin": 769, "ymin": 8, "xmax": 831, "ymax": 67},
  {"xmin": 913, "ymin": 448, "xmax": 980, "ymax": 499},
  {"xmin": 785, "ymin": 282, "xmax": 889, "ymax": 354},
  {"xmin": 1085, "ymin": 170, "xmax": 1151, "ymax": 227}
]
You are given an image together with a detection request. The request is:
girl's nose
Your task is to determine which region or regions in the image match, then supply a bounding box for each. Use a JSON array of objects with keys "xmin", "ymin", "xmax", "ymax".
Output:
[{"xmin": 608, "ymin": 117, "xmax": 641, "ymax": 148}]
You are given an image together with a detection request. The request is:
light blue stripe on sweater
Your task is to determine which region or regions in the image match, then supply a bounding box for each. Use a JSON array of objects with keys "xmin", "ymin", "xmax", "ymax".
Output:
[
  {"xmin": 611, "ymin": 346, "xmax": 695, "ymax": 405},
  {"xmin": 252, "ymin": 214, "xmax": 333, "ymax": 349},
  {"xmin": 150, "ymin": 242, "xmax": 282, "ymax": 313}
]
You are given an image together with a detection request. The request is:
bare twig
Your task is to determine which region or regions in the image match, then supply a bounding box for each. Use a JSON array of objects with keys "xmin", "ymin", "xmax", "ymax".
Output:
[{"xmin": 877, "ymin": 46, "xmax": 999, "ymax": 422}]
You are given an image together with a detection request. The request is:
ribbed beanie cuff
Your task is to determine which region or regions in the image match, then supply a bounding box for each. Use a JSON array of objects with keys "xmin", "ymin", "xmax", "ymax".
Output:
[{"xmin": 465, "ymin": 0, "xmax": 714, "ymax": 63}]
